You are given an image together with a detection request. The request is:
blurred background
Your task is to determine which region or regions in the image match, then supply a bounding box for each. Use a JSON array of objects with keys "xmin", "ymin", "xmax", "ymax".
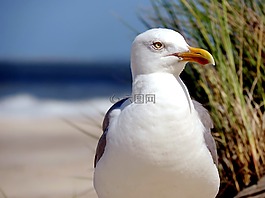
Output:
[
  {"xmin": 0, "ymin": 0, "xmax": 153, "ymax": 117},
  {"xmin": 0, "ymin": 1, "xmax": 151, "ymax": 198},
  {"xmin": 1, "ymin": 0, "xmax": 264, "ymax": 198}
]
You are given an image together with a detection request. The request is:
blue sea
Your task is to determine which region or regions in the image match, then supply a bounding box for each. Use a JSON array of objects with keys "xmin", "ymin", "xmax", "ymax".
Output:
[{"xmin": 0, "ymin": 61, "xmax": 132, "ymax": 118}]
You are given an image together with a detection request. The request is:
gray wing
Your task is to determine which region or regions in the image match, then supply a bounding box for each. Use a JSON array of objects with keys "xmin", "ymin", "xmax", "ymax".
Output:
[
  {"xmin": 192, "ymin": 100, "xmax": 218, "ymax": 165},
  {"xmin": 94, "ymin": 97, "xmax": 129, "ymax": 168}
]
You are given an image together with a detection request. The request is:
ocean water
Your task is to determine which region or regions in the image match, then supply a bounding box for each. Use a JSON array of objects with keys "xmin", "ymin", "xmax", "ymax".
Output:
[{"xmin": 0, "ymin": 61, "xmax": 131, "ymax": 118}]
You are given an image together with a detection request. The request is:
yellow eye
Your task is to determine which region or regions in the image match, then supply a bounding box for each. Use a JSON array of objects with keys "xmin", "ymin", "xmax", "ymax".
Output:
[{"xmin": 152, "ymin": 41, "xmax": 163, "ymax": 49}]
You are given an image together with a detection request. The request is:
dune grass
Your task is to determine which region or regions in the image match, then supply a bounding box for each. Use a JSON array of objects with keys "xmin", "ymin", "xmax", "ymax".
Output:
[{"xmin": 140, "ymin": 0, "xmax": 265, "ymax": 196}]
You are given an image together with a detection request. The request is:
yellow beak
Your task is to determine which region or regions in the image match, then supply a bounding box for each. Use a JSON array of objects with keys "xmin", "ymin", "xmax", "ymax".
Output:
[{"xmin": 176, "ymin": 47, "xmax": 215, "ymax": 66}]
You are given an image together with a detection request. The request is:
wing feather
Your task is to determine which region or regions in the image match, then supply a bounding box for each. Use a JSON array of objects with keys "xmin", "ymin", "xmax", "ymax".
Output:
[
  {"xmin": 193, "ymin": 100, "xmax": 218, "ymax": 165},
  {"xmin": 94, "ymin": 98, "xmax": 129, "ymax": 168}
]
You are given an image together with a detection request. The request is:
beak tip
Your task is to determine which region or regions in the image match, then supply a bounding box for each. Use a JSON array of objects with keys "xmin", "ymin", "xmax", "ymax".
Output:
[
  {"xmin": 185, "ymin": 46, "xmax": 215, "ymax": 66},
  {"xmin": 208, "ymin": 57, "xmax": 215, "ymax": 66}
]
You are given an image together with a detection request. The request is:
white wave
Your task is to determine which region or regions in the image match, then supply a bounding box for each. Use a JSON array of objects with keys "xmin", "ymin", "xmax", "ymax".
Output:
[{"xmin": 0, "ymin": 94, "xmax": 113, "ymax": 118}]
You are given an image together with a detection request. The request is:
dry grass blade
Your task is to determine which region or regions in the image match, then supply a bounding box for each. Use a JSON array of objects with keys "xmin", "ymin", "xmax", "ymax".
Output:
[{"xmin": 62, "ymin": 118, "xmax": 100, "ymax": 140}]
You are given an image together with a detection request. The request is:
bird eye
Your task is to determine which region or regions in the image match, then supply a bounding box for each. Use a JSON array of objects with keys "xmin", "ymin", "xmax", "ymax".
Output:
[{"xmin": 152, "ymin": 41, "xmax": 164, "ymax": 50}]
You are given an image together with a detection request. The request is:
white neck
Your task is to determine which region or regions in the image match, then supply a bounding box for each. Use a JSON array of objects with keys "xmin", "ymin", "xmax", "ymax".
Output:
[{"xmin": 132, "ymin": 73, "xmax": 194, "ymax": 112}]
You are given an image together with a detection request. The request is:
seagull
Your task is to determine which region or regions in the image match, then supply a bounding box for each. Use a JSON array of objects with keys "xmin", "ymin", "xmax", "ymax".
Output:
[{"xmin": 93, "ymin": 28, "xmax": 220, "ymax": 198}]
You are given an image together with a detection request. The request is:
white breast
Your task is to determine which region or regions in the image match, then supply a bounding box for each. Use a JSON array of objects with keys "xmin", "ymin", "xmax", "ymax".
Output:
[{"xmin": 94, "ymin": 73, "xmax": 219, "ymax": 198}]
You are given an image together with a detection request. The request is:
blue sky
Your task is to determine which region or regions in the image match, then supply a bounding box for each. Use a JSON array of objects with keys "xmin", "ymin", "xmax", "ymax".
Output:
[{"xmin": 0, "ymin": 0, "xmax": 152, "ymax": 62}]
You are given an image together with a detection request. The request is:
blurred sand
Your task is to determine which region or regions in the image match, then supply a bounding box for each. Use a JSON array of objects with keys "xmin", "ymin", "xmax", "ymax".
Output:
[{"xmin": 0, "ymin": 115, "xmax": 103, "ymax": 198}]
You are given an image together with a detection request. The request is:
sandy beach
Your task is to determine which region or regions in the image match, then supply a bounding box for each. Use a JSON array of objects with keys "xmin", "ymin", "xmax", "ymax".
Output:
[{"xmin": 0, "ymin": 114, "xmax": 103, "ymax": 198}]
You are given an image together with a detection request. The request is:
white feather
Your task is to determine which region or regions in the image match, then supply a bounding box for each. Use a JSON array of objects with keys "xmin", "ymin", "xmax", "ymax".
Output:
[{"xmin": 94, "ymin": 28, "xmax": 220, "ymax": 198}]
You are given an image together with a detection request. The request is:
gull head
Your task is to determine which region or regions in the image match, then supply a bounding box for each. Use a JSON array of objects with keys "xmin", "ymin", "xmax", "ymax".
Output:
[{"xmin": 130, "ymin": 28, "xmax": 214, "ymax": 79}]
